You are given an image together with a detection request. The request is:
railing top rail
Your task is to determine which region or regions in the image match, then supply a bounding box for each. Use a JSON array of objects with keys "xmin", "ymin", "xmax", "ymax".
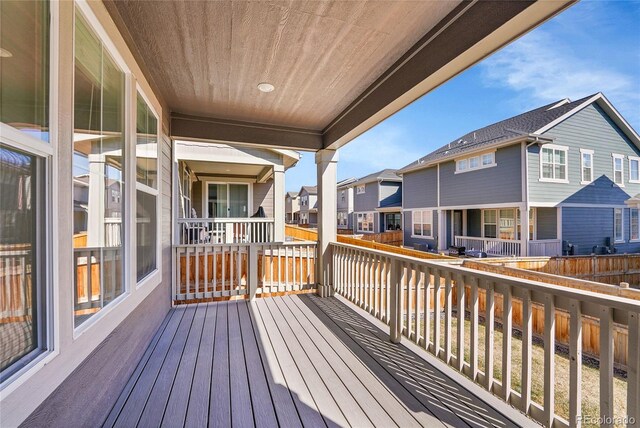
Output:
[
  {"xmin": 176, "ymin": 217, "xmax": 275, "ymax": 223},
  {"xmin": 456, "ymin": 236, "xmax": 523, "ymax": 244},
  {"xmin": 174, "ymin": 241, "xmax": 317, "ymax": 249},
  {"xmin": 330, "ymin": 241, "xmax": 640, "ymax": 313}
]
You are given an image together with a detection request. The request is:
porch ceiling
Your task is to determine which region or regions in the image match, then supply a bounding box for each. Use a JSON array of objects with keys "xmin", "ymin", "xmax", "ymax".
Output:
[
  {"xmin": 105, "ymin": 0, "xmax": 574, "ymax": 151},
  {"xmin": 184, "ymin": 160, "xmax": 267, "ymax": 181}
]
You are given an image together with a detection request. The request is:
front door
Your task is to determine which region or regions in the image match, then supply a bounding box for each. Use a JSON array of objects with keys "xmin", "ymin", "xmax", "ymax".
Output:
[
  {"xmin": 453, "ymin": 210, "xmax": 463, "ymax": 246},
  {"xmin": 207, "ymin": 183, "xmax": 249, "ymax": 218}
]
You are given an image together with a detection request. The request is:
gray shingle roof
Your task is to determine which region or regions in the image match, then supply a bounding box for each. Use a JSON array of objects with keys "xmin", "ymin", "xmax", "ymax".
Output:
[
  {"xmin": 352, "ymin": 169, "xmax": 401, "ymax": 186},
  {"xmin": 286, "ymin": 191, "xmax": 299, "ymax": 198},
  {"xmin": 402, "ymin": 94, "xmax": 597, "ymax": 170},
  {"xmin": 300, "ymin": 185, "xmax": 317, "ymax": 195}
]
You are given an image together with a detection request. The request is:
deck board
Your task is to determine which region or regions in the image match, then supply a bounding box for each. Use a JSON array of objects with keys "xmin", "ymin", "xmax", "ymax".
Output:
[{"xmin": 105, "ymin": 295, "xmax": 525, "ymax": 427}]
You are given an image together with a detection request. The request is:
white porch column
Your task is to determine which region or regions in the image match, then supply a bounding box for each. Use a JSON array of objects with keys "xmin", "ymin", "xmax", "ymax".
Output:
[
  {"xmin": 521, "ymin": 204, "xmax": 530, "ymax": 257},
  {"xmin": 87, "ymin": 153, "xmax": 106, "ymax": 247},
  {"xmin": 315, "ymin": 149, "xmax": 338, "ymax": 297},
  {"xmin": 438, "ymin": 209, "xmax": 447, "ymax": 250},
  {"xmin": 273, "ymin": 164, "xmax": 285, "ymax": 242}
]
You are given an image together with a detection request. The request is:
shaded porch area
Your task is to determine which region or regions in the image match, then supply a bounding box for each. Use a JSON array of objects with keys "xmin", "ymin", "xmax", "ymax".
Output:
[{"xmin": 104, "ymin": 295, "xmax": 525, "ymax": 427}]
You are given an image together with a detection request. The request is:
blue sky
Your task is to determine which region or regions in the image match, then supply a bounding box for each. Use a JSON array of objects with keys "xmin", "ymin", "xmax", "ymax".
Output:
[{"xmin": 285, "ymin": 0, "xmax": 640, "ymax": 191}]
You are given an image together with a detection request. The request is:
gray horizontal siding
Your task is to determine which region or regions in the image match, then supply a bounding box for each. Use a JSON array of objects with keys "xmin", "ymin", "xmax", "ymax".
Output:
[
  {"xmin": 530, "ymin": 103, "xmax": 640, "ymax": 204},
  {"xmin": 337, "ymin": 187, "xmax": 352, "ymax": 211},
  {"xmin": 440, "ymin": 143, "xmax": 522, "ymax": 207},
  {"xmin": 253, "ymin": 180, "xmax": 274, "ymax": 217},
  {"xmin": 354, "ymin": 182, "xmax": 379, "ymax": 212},
  {"xmin": 536, "ymin": 207, "xmax": 557, "ymax": 239},
  {"xmin": 562, "ymin": 207, "xmax": 640, "ymax": 255},
  {"xmin": 403, "ymin": 211, "xmax": 438, "ymax": 250},
  {"xmin": 379, "ymin": 181, "xmax": 402, "ymax": 207},
  {"xmin": 402, "ymin": 166, "xmax": 438, "ymax": 209}
]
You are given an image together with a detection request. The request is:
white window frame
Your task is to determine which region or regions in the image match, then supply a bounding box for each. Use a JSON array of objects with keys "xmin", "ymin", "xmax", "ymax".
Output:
[
  {"xmin": 612, "ymin": 153, "xmax": 625, "ymax": 187},
  {"xmin": 355, "ymin": 212, "xmax": 375, "ymax": 233},
  {"xmin": 482, "ymin": 209, "xmax": 498, "ymax": 239},
  {"xmin": 337, "ymin": 211, "xmax": 348, "ymax": 227},
  {"xmin": 580, "ymin": 148, "xmax": 594, "ymax": 184},
  {"xmin": 614, "ymin": 208, "xmax": 624, "ymax": 243},
  {"xmin": 455, "ymin": 150, "xmax": 496, "ymax": 174},
  {"xmin": 135, "ymin": 87, "xmax": 162, "ymax": 288},
  {"xmin": 631, "ymin": 208, "xmax": 640, "ymax": 242},
  {"xmin": 539, "ymin": 144, "xmax": 569, "ymax": 183},
  {"xmin": 356, "ymin": 185, "xmax": 365, "ymax": 194},
  {"xmin": 411, "ymin": 209, "xmax": 433, "ymax": 239},
  {"xmin": 204, "ymin": 181, "xmax": 252, "ymax": 218},
  {"xmin": 629, "ymin": 156, "xmax": 640, "ymax": 184}
]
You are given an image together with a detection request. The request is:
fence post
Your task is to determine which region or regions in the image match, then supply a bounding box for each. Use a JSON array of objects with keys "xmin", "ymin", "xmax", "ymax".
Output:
[
  {"xmin": 389, "ymin": 258, "xmax": 402, "ymax": 343},
  {"xmin": 249, "ymin": 245, "xmax": 258, "ymax": 300}
]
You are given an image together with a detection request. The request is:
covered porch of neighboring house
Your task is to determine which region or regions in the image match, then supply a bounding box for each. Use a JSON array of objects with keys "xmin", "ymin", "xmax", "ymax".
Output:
[
  {"xmin": 377, "ymin": 204, "xmax": 403, "ymax": 232},
  {"xmin": 447, "ymin": 206, "xmax": 562, "ymax": 257}
]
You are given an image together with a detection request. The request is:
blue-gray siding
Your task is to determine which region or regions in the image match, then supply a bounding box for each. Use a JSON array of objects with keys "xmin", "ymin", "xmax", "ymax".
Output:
[
  {"xmin": 354, "ymin": 182, "xmax": 379, "ymax": 212},
  {"xmin": 379, "ymin": 181, "xmax": 402, "ymax": 207},
  {"xmin": 562, "ymin": 207, "xmax": 640, "ymax": 255},
  {"xmin": 403, "ymin": 211, "xmax": 438, "ymax": 250},
  {"xmin": 439, "ymin": 144, "xmax": 523, "ymax": 207},
  {"xmin": 536, "ymin": 207, "xmax": 557, "ymax": 240},
  {"xmin": 402, "ymin": 166, "xmax": 438, "ymax": 209},
  {"xmin": 530, "ymin": 103, "xmax": 640, "ymax": 204}
]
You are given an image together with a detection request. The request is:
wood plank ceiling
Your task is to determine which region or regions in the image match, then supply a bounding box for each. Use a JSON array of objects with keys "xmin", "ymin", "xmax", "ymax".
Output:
[{"xmin": 105, "ymin": 0, "xmax": 574, "ymax": 150}]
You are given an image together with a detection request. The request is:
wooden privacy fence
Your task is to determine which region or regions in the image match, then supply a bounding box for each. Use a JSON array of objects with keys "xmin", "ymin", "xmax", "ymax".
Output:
[
  {"xmin": 358, "ymin": 230, "xmax": 403, "ymax": 246},
  {"xmin": 330, "ymin": 242, "xmax": 640, "ymax": 428},
  {"xmin": 174, "ymin": 242, "xmax": 317, "ymax": 302},
  {"xmin": 285, "ymin": 225, "xmax": 452, "ymax": 260},
  {"xmin": 487, "ymin": 254, "xmax": 640, "ymax": 287}
]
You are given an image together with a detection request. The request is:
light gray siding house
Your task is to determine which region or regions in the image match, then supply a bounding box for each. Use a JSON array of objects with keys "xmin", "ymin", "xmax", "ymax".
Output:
[
  {"xmin": 399, "ymin": 93, "xmax": 640, "ymax": 256},
  {"xmin": 337, "ymin": 177, "xmax": 357, "ymax": 230},
  {"xmin": 298, "ymin": 185, "xmax": 318, "ymax": 226},
  {"xmin": 349, "ymin": 169, "xmax": 402, "ymax": 234},
  {"xmin": 285, "ymin": 191, "xmax": 300, "ymax": 224}
]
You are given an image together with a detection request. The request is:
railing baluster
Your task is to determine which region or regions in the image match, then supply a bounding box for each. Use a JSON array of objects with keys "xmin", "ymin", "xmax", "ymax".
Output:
[
  {"xmin": 195, "ymin": 245, "xmax": 200, "ymax": 296},
  {"xmin": 470, "ymin": 277, "xmax": 479, "ymax": 381},
  {"xmin": 222, "ymin": 246, "xmax": 226, "ymax": 296},
  {"xmin": 456, "ymin": 273, "xmax": 465, "ymax": 372},
  {"xmin": 629, "ymin": 311, "xmax": 640, "ymax": 428},
  {"xmin": 185, "ymin": 246, "xmax": 190, "ymax": 297},
  {"xmin": 501, "ymin": 284, "xmax": 512, "ymax": 402},
  {"xmin": 444, "ymin": 272, "xmax": 452, "ymax": 364},
  {"xmin": 521, "ymin": 289, "xmax": 532, "ymax": 415},
  {"xmin": 389, "ymin": 258, "xmax": 402, "ymax": 343},
  {"xmin": 406, "ymin": 263, "xmax": 413, "ymax": 339},
  {"xmin": 599, "ymin": 306, "xmax": 614, "ymax": 428},
  {"xmin": 569, "ymin": 299, "xmax": 582, "ymax": 428},
  {"xmin": 285, "ymin": 244, "xmax": 289, "ymax": 291},
  {"xmin": 433, "ymin": 269, "xmax": 442, "ymax": 358},
  {"xmin": 485, "ymin": 283, "xmax": 495, "ymax": 392},
  {"xmin": 544, "ymin": 294, "xmax": 556, "ymax": 427},
  {"xmin": 423, "ymin": 268, "xmax": 431, "ymax": 351}
]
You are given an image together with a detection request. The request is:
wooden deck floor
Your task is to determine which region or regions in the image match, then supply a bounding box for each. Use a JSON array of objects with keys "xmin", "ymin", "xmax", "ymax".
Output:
[{"xmin": 104, "ymin": 295, "xmax": 524, "ymax": 427}]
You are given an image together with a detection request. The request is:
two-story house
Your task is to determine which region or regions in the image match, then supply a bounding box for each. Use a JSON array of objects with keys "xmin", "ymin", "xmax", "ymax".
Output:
[
  {"xmin": 337, "ymin": 177, "xmax": 357, "ymax": 231},
  {"xmin": 351, "ymin": 169, "xmax": 402, "ymax": 234},
  {"xmin": 285, "ymin": 191, "xmax": 300, "ymax": 224},
  {"xmin": 298, "ymin": 185, "xmax": 318, "ymax": 226},
  {"xmin": 399, "ymin": 93, "xmax": 640, "ymax": 256}
]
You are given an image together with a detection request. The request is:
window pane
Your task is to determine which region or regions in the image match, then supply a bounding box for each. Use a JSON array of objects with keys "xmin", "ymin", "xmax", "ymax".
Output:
[
  {"xmin": 499, "ymin": 209, "xmax": 515, "ymax": 240},
  {"xmin": 542, "ymin": 148, "xmax": 552, "ymax": 163},
  {"xmin": 0, "ymin": 145, "xmax": 44, "ymax": 376},
  {"xmin": 614, "ymin": 209, "xmax": 623, "ymax": 241},
  {"xmin": 555, "ymin": 149, "xmax": 566, "ymax": 165},
  {"xmin": 136, "ymin": 191, "xmax": 156, "ymax": 281},
  {"xmin": 422, "ymin": 224, "xmax": 431, "ymax": 236},
  {"xmin": 615, "ymin": 170, "xmax": 623, "ymax": 184},
  {"xmin": 73, "ymin": 13, "xmax": 125, "ymax": 327},
  {"xmin": 469, "ymin": 157, "xmax": 479, "ymax": 169},
  {"xmin": 484, "ymin": 209, "xmax": 496, "ymax": 224},
  {"xmin": 632, "ymin": 160, "xmax": 639, "ymax": 181},
  {"xmin": 0, "ymin": 1, "xmax": 50, "ymax": 142},
  {"xmin": 484, "ymin": 225, "xmax": 497, "ymax": 239},
  {"xmin": 136, "ymin": 94, "xmax": 158, "ymax": 188},
  {"xmin": 555, "ymin": 164, "xmax": 566, "ymax": 180},
  {"xmin": 632, "ymin": 210, "xmax": 639, "ymax": 240},
  {"xmin": 542, "ymin": 163, "xmax": 553, "ymax": 179},
  {"xmin": 482, "ymin": 153, "xmax": 493, "ymax": 165}
]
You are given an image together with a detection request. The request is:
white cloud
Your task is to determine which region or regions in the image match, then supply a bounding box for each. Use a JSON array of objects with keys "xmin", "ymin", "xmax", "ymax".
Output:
[
  {"xmin": 338, "ymin": 124, "xmax": 419, "ymax": 174},
  {"xmin": 481, "ymin": 29, "xmax": 640, "ymax": 119}
]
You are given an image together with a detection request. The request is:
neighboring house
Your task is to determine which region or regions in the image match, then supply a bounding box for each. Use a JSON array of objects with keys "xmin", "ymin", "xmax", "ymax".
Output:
[
  {"xmin": 399, "ymin": 93, "xmax": 640, "ymax": 256},
  {"xmin": 298, "ymin": 185, "xmax": 318, "ymax": 226},
  {"xmin": 285, "ymin": 191, "xmax": 300, "ymax": 224},
  {"xmin": 337, "ymin": 177, "xmax": 357, "ymax": 230},
  {"xmin": 351, "ymin": 169, "xmax": 402, "ymax": 234}
]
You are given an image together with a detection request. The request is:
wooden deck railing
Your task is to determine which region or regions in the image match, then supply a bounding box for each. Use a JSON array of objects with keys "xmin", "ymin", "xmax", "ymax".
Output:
[
  {"xmin": 174, "ymin": 242, "xmax": 317, "ymax": 301},
  {"xmin": 529, "ymin": 239, "xmax": 562, "ymax": 256},
  {"xmin": 177, "ymin": 218, "xmax": 275, "ymax": 245},
  {"xmin": 330, "ymin": 241, "xmax": 640, "ymax": 428},
  {"xmin": 455, "ymin": 235, "xmax": 523, "ymax": 256}
]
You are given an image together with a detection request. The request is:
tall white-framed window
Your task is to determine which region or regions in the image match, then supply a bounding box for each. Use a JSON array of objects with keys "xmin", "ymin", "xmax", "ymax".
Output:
[
  {"xmin": 135, "ymin": 90, "xmax": 160, "ymax": 283},
  {"xmin": 540, "ymin": 144, "xmax": 568, "ymax": 182},
  {"xmin": 356, "ymin": 212, "xmax": 374, "ymax": 233},
  {"xmin": 580, "ymin": 149, "xmax": 594, "ymax": 184},
  {"xmin": 356, "ymin": 185, "xmax": 365, "ymax": 194},
  {"xmin": 206, "ymin": 182, "xmax": 250, "ymax": 218},
  {"xmin": 629, "ymin": 156, "xmax": 640, "ymax": 183},
  {"xmin": 411, "ymin": 209, "xmax": 432, "ymax": 238},
  {"xmin": 612, "ymin": 154, "xmax": 625, "ymax": 186},
  {"xmin": 517, "ymin": 208, "xmax": 536, "ymax": 240},
  {"xmin": 631, "ymin": 209, "xmax": 639, "ymax": 241},
  {"xmin": 482, "ymin": 209, "xmax": 498, "ymax": 238},
  {"xmin": 337, "ymin": 211, "xmax": 348, "ymax": 227},
  {"xmin": 614, "ymin": 208, "xmax": 624, "ymax": 243},
  {"xmin": 0, "ymin": 0, "xmax": 53, "ymax": 382}
]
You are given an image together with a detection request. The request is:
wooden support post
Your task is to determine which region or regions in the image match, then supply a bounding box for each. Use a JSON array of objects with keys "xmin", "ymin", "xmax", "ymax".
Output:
[
  {"xmin": 600, "ymin": 306, "xmax": 614, "ymax": 428},
  {"xmin": 501, "ymin": 285, "xmax": 512, "ymax": 403},
  {"xmin": 470, "ymin": 278, "xmax": 479, "ymax": 381},
  {"xmin": 544, "ymin": 294, "xmax": 556, "ymax": 427},
  {"xmin": 456, "ymin": 274, "xmax": 465, "ymax": 372},
  {"xmin": 569, "ymin": 299, "xmax": 582, "ymax": 428},
  {"xmin": 249, "ymin": 245, "xmax": 258, "ymax": 300},
  {"xmin": 521, "ymin": 289, "xmax": 532, "ymax": 415},
  {"xmin": 628, "ymin": 311, "xmax": 640, "ymax": 428},
  {"xmin": 485, "ymin": 284, "xmax": 495, "ymax": 392},
  {"xmin": 315, "ymin": 150, "xmax": 338, "ymax": 297}
]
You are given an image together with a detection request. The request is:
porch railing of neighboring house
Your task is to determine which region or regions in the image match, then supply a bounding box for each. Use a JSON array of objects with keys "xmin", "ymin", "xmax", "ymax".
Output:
[
  {"xmin": 176, "ymin": 218, "xmax": 275, "ymax": 245},
  {"xmin": 455, "ymin": 236, "xmax": 523, "ymax": 257},
  {"xmin": 330, "ymin": 242, "xmax": 640, "ymax": 428},
  {"xmin": 73, "ymin": 247, "xmax": 123, "ymax": 314},
  {"xmin": 528, "ymin": 239, "xmax": 563, "ymax": 257},
  {"xmin": 173, "ymin": 242, "xmax": 317, "ymax": 301},
  {"xmin": 0, "ymin": 248, "xmax": 32, "ymax": 320}
]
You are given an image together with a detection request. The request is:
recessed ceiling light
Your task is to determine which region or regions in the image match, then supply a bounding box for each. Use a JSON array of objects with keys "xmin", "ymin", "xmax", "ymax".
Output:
[
  {"xmin": 257, "ymin": 82, "xmax": 275, "ymax": 93},
  {"xmin": 0, "ymin": 48, "xmax": 13, "ymax": 58}
]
